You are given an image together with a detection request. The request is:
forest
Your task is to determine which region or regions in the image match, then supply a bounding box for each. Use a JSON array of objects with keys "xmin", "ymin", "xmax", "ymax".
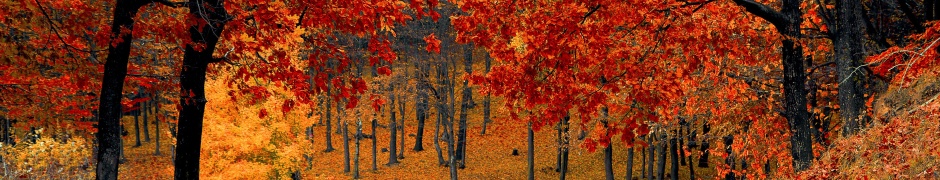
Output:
[{"xmin": 1, "ymin": 0, "xmax": 939, "ymax": 179}]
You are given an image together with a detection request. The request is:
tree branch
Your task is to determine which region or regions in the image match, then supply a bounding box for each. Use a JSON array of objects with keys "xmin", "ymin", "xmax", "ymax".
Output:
[
  {"xmin": 153, "ymin": 0, "xmax": 188, "ymax": 8},
  {"xmin": 731, "ymin": 0, "xmax": 791, "ymax": 28}
]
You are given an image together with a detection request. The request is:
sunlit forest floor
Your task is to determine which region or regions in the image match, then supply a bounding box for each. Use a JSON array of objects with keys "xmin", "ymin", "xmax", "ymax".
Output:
[{"xmin": 111, "ymin": 76, "xmax": 717, "ymax": 179}]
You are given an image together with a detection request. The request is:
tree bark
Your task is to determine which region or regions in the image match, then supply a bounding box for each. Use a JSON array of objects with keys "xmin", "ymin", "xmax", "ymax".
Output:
[
  {"xmin": 134, "ymin": 114, "xmax": 142, "ymax": 147},
  {"xmin": 154, "ymin": 94, "xmax": 161, "ymax": 155},
  {"xmin": 724, "ymin": 136, "xmax": 735, "ymax": 180},
  {"xmin": 173, "ymin": 1, "xmax": 229, "ymax": 179},
  {"xmin": 602, "ymin": 108, "xmax": 614, "ymax": 180},
  {"xmin": 627, "ymin": 145, "xmax": 634, "ymax": 180},
  {"xmin": 354, "ymin": 113, "xmax": 361, "ymax": 179},
  {"xmin": 434, "ymin": 109, "xmax": 445, "ymax": 165},
  {"xmin": 835, "ymin": 0, "xmax": 868, "ymax": 136},
  {"xmin": 670, "ymin": 137, "xmax": 679, "ymax": 180},
  {"xmin": 398, "ymin": 95, "xmax": 406, "ymax": 159},
  {"xmin": 527, "ymin": 122, "xmax": 535, "ymax": 180},
  {"xmin": 414, "ymin": 81, "xmax": 429, "ymax": 152},
  {"xmin": 656, "ymin": 133, "xmax": 666, "ymax": 180},
  {"xmin": 371, "ymin": 115, "xmax": 377, "ymax": 171},
  {"xmin": 325, "ymin": 87, "xmax": 335, "ymax": 152},
  {"xmin": 96, "ymin": 1, "xmax": 145, "ymax": 179},
  {"xmin": 143, "ymin": 97, "xmax": 150, "ymax": 142},
  {"xmin": 456, "ymin": 45, "xmax": 473, "ymax": 168},
  {"xmin": 388, "ymin": 93, "xmax": 399, "ymax": 165},
  {"xmin": 559, "ymin": 115, "xmax": 570, "ymax": 180},
  {"xmin": 342, "ymin": 107, "xmax": 350, "ymax": 173},
  {"xmin": 731, "ymin": 0, "xmax": 813, "ymax": 171},
  {"xmin": 648, "ymin": 134, "xmax": 656, "ymax": 179}
]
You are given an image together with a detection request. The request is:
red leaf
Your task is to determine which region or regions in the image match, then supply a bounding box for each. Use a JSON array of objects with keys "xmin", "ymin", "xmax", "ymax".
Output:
[
  {"xmin": 377, "ymin": 66, "xmax": 392, "ymax": 75},
  {"xmin": 424, "ymin": 33, "xmax": 441, "ymax": 53},
  {"xmin": 259, "ymin": 108, "xmax": 269, "ymax": 119}
]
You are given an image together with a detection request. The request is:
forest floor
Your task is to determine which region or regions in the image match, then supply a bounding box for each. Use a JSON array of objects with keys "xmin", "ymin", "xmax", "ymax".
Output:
[{"xmin": 114, "ymin": 76, "xmax": 717, "ymax": 179}]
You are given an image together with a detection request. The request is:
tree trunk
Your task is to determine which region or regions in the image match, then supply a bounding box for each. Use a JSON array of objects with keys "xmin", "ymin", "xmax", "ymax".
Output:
[
  {"xmin": 354, "ymin": 115, "xmax": 361, "ymax": 179},
  {"xmin": 559, "ymin": 115, "xmax": 570, "ymax": 180},
  {"xmin": 670, "ymin": 137, "xmax": 679, "ymax": 180},
  {"xmin": 155, "ymin": 95, "xmax": 161, "ymax": 155},
  {"xmin": 414, "ymin": 84, "xmax": 428, "ymax": 152},
  {"xmin": 143, "ymin": 98, "xmax": 150, "ymax": 142},
  {"xmin": 371, "ymin": 115, "xmax": 377, "ymax": 171},
  {"xmin": 433, "ymin": 110, "xmax": 445, "ymax": 165},
  {"xmin": 388, "ymin": 93, "xmax": 399, "ymax": 165},
  {"xmin": 731, "ymin": 0, "xmax": 814, "ymax": 171},
  {"xmin": 342, "ymin": 107, "xmax": 350, "ymax": 173},
  {"xmin": 173, "ymin": 1, "xmax": 228, "ymax": 178},
  {"xmin": 626, "ymin": 145, "xmax": 634, "ymax": 180},
  {"xmin": 602, "ymin": 107, "xmax": 614, "ymax": 180},
  {"xmin": 97, "ymin": 1, "xmax": 145, "ymax": 179},
  {"xmin": 527, "ymin": 122, "xmax": 535, "ymax": 180},
  {"xmin": 698, "ymin": 122, "xmax": 710, "ymax": 168},
  {"xmin": 656, "ymin": 133, "xmax": 666, "ymax": 180},
  {"xmin": 648, "ymin": 134, "xmax": 656, "ymax": 179},
  {"xmin": 398, "ymin": 96, "xmax": 406, "ymax": 159},
  {"xmin": 481, "ymin": 53, "xmax": 492, "ymax": 135},
  {"xmin": 134, "ymin": 114, "xmax": 142, "ymax": 147},
  {"xmin": 456, "ymin": 45, "xmax": 473, "ymax": 168},
  {"xmin": 724, "ymin": 136, "xmax": 735, "ymax": 180},
  {"xmin": 642, "ymin": 138, "xmax": 648, "ymax": 179},
  {"xmin": 325, "ymin": 90, "xmax": 335, "ymax": 152},
  {"xmin": 687, "ymin": 131, "xmax": 696, "ymax": 179},
  {"xmin": 603, "ymin": 143, "xmax": 614, "ymax": 180},
  {"xmin": 835, "ymin": 0, "xmax": 868, "ymax": 136}
]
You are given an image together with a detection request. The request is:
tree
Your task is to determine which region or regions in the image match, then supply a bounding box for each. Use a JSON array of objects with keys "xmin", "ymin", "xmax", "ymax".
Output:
[
  {"xmin": 832, "ymin": 0, "xmax": 868, "ymax": 136},
  {"xmin": 731, "ymin": 0, "xmax": 814, "ymax": 171},
  {"xmin": 96, "ymin": 1, "xmax": 149, "ymax": 178}
]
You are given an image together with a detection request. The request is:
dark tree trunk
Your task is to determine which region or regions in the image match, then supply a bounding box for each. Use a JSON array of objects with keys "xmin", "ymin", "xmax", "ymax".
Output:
[
  {"xmin": 174, "ymin": 0, "xmax": 228, "ymax": 179},
  {"xmin": 2, "ymin": 117, "xmax": 10, "ymax": 145},
  {"xmin": 398, "ymin": 96, "xmax": 406, "ymax": 159},
  {"xmin": 648, "ymin": 134, "xmax": 656, "ymax": 179},
  {"xmin": 656, "ymin": 133, "xmax": 666, "ymax": 180},
  {"xmin": 371, "ymin": 115, "xmax": 377, "ymax": 171},
  {"xmin": 724, "ymin": 136, "xmax": 735, "ymax": 180},
  {"xmin": 354, "ymin": 112, "xmax": 361, "ymax": 179},
  {"xmin": 388, "ymin": 93, "xmax": 399, "ymax": 165},
  {"xmin": 641, "ymin": 138, "xmax": 648, "ymax": 179},
  {"xmin": 154, "ymin": 95, "xmax": 161, "ymax": 155},
  {"xmin": 627, "ymin": 145, "xmax": 634, "ymax": 180},
  {"xmin": 142, "ymin": 99, "xmax": 150, "ymax": 142},
  {"xmin": 731, "ymin": 0, "xmax": 814, "ymax": 171},
  {"xmin": 97, "ymin": 1, "xmax": 145, "ymax": 179},
  {"xmin": 928, "ymin": 0, "xmax": 940, "ymax": 20},
  {"xmin": 678, "ymin": 125, "xmax": 685, "ymax": 166},
  {"xmin": 325, "ymin": 89, "xmax": 335, "ymax": 152},
  {"xmin": 456, "ymin": 45, "xmax": 473, "ymax": 168},
  {"xmin": 559, "ymin": 115, "xmax": 570, "ymax": 180},
  {"xmin": 687, "ymin": 130, "xmax": 695, "ymax": 179},
  {"xmin": 342, "ymin": 107, "xmax": 350, "ymax": 173},
  {"xmin": 527, "ymin": 122, "xmax": 535, "ymax": 180},
  {"xmin": 133, "ymin": 114, "xmax": 142, "ymax": 147},
  {"xmin": 555, "ymin": 122, "xmax": 563, "ymax": 172},
  {"xmin": 698, "ymin": 122, "xmax": 710, "ymax": 168},
  {"xmin": 602, "ymin": 108, "xmax": 614, "ymax": 180},
  {"xmin": 414, "ymin": 81, "xmax": 429, "ymax": 152},
  {"xmin": 603, "ymin": 143, "xmax": 614, "ymax": 180},
  {"xmin": 434, "ymin": 110, "xmax": 445, "ymax": 165},
  {"xmin": 481, "ymin": 53, "xmax": 492, "ymax": 135},
  {"xmin": 670, "ymin": 137, "xmax": 679, "ymax": 180},
  {"xmin": 835, "ymin": 0, "xmax": 868, "ymax": 136}
]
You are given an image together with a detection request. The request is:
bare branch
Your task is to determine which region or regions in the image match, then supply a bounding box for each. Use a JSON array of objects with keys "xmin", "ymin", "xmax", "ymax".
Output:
[
  {"xmin": 153, "ymin": 0, "xmax": 188, "ymax": 8},
  {"xmin": 731, "ymin": 0, "xmax": 791, "ymax": 29}
]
